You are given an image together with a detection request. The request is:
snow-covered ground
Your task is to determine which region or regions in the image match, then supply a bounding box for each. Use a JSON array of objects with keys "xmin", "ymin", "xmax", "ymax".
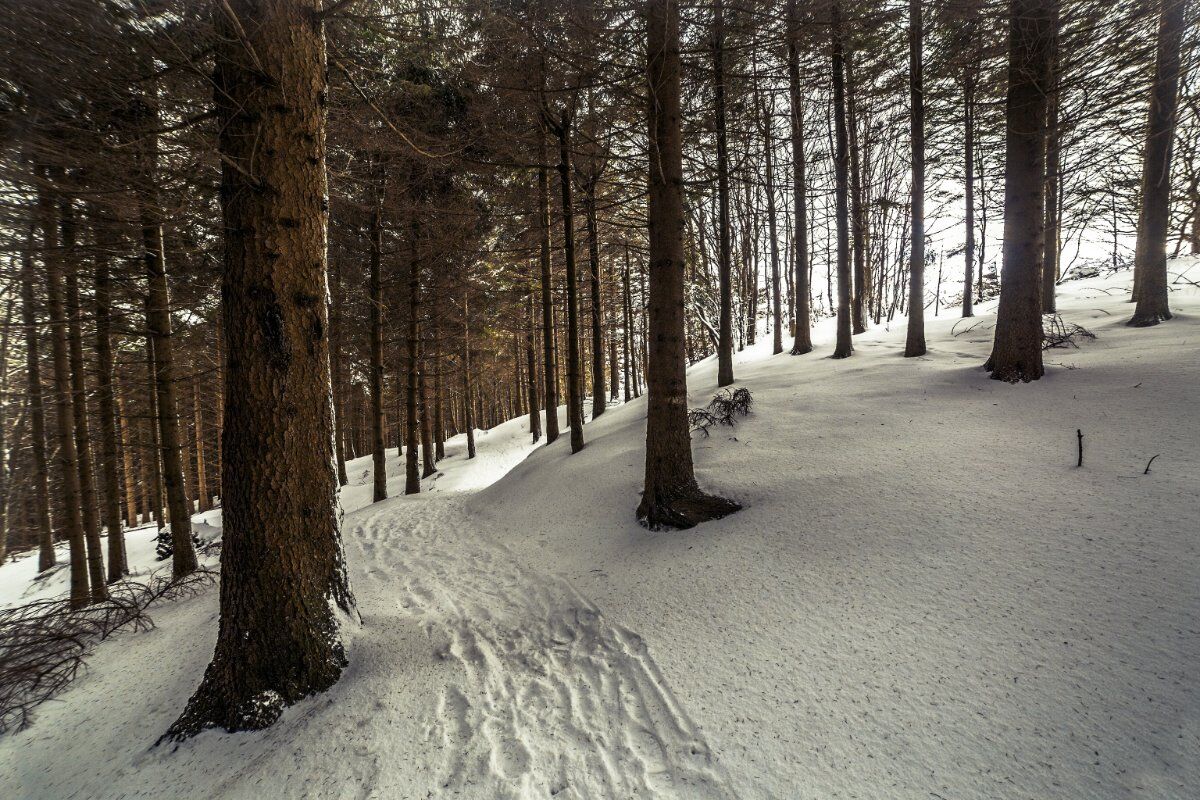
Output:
[{"xmin": 2, "ymin": 262, "xmax": 1198, "ymax": 799}]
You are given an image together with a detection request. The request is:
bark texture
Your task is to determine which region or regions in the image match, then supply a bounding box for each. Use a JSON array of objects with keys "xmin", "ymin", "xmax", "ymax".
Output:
[
  {"xmin": 169, "ymin": 0, "xmax": 355, "ymax": 738},
  {"xmin": 904, "ymin": 0, "xmax": 927, "ymax": 357},
  {"xmin": 1129, "ymin": 0, "xmax": 1190, "ymax": 326},
  {"xmin": 639, "ymin": 0, "xmax": 740, "ymax": 530},
  {"xmin": 831, "ymin": 4, "xmax": 854, "ymax": 359},
  {"xmin": 986, "ymin": 0, "xmax": 1054, "ymax": 382}
]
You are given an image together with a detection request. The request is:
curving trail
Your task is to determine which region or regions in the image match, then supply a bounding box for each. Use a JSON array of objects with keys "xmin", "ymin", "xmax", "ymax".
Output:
[{"xmin": 346, "ymin": 495, "xmax": 734, "ymax": 800}]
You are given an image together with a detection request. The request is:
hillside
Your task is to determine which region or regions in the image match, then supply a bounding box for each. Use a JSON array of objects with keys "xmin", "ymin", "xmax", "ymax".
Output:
[{"xmin": 2, "ymin": 264, "xmax": 1198, "ymax": 799}]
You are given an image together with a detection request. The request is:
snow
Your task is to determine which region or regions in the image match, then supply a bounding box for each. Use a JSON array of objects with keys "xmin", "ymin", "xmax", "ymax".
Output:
[{"xmin": 2, "ymin": 262, "xmax": 1198, "ymax": 799}]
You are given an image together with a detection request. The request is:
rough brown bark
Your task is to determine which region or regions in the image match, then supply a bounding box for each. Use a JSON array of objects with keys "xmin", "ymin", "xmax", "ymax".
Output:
[
  {"xmin": 193, "ymin": 379, "xmax": 209, "ymax": 513},
  {"xmin": 170, "ymin": 0, "xmax": 355, "ymax": 738},
  {"xmin": 117, "ymin": 382, "xmax": 139, "ymax": 528},
  {"xmin": 330, "ymin": 259, "xmax": 349, "ymax": 486},
  {"xmin": 847, "ymin": 51, "xmax": 867, "ymax": 335},
  {"xmin": 904, "ymin": 0, "xmax": 927, "ymax": 358},
  {"xmin": 1129, "ymin": 0, "xmax": 1190, "ymax": 326},
  {"xmin": 787, "ymin": 0, "xmax": 813, "ymax": 355},
  {"xmin": 986, "ymin": 0, "xmax": 1054, "ymax": 382},
  {"xmin": 639, "ymin": 0, "xmax": 739, "ymax": 530},
  {"xmin": 144, "ymin": 331, "xmax": 165, "ymax": 529},
  {"xmin": 525, "ymin": 286, "xmax": 541, "ymax": 442},
  {"xmin": 831, "ymin": 4, "xmax": 854, "ymax": 359}
]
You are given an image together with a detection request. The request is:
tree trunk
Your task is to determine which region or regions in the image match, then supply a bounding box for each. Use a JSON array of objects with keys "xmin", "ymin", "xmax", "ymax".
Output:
[
  {"xmin": 787, "ymin": 0, "xmax": 813, "ymax": 355},
  {"xmin": 963, "ymin": 74, "xmax": 976, "ymax": 318},
  {"xmin": 585, "ymin": 179, "xmax": 606, "ymax": 417},
  {"xmin": 463, "ymin": 290, "xmax": 477, "ymax": 457},
  {"xmin": 904, "ymin": 0, "xmax": 927, "ymax": 357},
  {"xmin": 1129, "ymin": 0, "xmax": 1190, "ymax": 326},
  {"xmin": 136, "ymin": 107, "xmax": 197, "ymax": 576},
  {"xmin": 433, "ymin": 310, "xmax": 446, "ymax": 461},
  {"xmin": 639, "ymin": 0, "xmax": 740, "ymax": 530},
  {"xmin": 62, "ymin": 199, "xmax": 107, "ymax": 600},
  {"xmin": 1042, "ymin": 3, "xmax": 1062, "ymax": 314},
  {"xmin": 986, "ymin": 0, "xmax": 1054, "ymax": 382},
  {"xmin": 193, "ymin": 379, "xmax": 209, "ymax": 513},
  {"xmin": 419, "ymin": 342, "xmax": 436, "ymax": 478},
  {"xmin": 831, "ymin": 4, "xmax": 855, "ymax": 359},
  {"xmin": 847, "ymin": 51, "xmax": 867, "ymax": 335},
  {"xmin": 330, "ymin": 259, "xmax": 349, "ymax": 486},
  {"xmin": 171, "ymin": 0, "xmax": 355, "ymax": 738},
  {"xmin": 20, "ymin": 223, "xmax": 55, "ymax": 573},
  {"xmin": 713, "ymin": 0, "xmax": 735, "ymax": 387},
  {"xmin": 406, "ymin": 221, "xmax": 422, "ymax": 494},
  {"xmin": 525, "ymin": 286, "xmax": 541, "ymax": 442},
  {"xmin": 537, "ymin": 133, "xmax": 560, "ymax": 444},
  {"xmin": 552, "ymin": 112, "xmax": 585, "ymax": 451},
  {"xmin": 39, "ymin": 168, "xmax": 90, "ymax": 608},
  {"xmin": 368, "ymin": 172, "xmax": 387, "ymax": 502},
  {"xmin": 117, "ymin": 382, "xmax": 139, "ymax": 528},
  {"xmin": 144, "ymin": 331, "xmax": 165, "ymax": 529},
  {"xmin": 91, "ymin": 205, "xmax": 127, "ymax": 580},
  {"xmin": 761, "ymin": 87, "xmax": 784, "ymax": 356}
]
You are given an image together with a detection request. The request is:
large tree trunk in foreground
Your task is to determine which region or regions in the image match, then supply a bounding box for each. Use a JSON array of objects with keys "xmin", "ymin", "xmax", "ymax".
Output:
[
  {"xmin": 713, "ymin": 0, "xmax": 735, "ymax": 387},
  {"xmin": 21, "ymin": 227, "xmax": 55, "ymax": 573},
  {"xmin": 831, "ymin": 4, "xmax": 854, "ymax": 359},
  {"xmin": 986, "ymin": 0, "xmax": 1054, "ymax": 382},
  {"xmin": 1129, "ymin": 0, "xmax": 1190, "ymax": 326},
  {"xmin": 904, "ymin": 0, "xmax": 927, "ymax": 357},
  {"xmin": 639, "ymin": 0, "xmax": 740, "ymax": 531},
  {"xmin": 963, "ymin": 74, "xmax": 977, "ymax": 318},
  {"xmin": 787, "ymin": 0, "xmax": 813, "ymax": 355},
  {"xmin": 169, "ymin": 0, "xmax": 355, "ymax": 739}
]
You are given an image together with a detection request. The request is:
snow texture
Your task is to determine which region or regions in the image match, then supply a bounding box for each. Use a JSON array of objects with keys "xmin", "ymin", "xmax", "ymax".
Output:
[{"xmin": 1, "ymin": 262, "xmax": 1198, "ymax": 799}]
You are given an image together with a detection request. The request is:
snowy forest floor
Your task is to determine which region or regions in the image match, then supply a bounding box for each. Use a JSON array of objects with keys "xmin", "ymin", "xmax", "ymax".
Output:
[{"xmin": 2, "ymin": 262, "xmax": 1199, "ymax": 799}]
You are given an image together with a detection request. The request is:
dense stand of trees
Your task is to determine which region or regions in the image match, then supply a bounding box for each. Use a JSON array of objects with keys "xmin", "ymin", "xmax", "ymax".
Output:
[{"xmin": 0, "ymin": 0, "xmax": 1195, "ymax": 731}]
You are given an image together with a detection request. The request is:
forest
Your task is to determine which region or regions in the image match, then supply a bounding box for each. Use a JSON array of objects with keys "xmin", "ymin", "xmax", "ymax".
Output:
[{"xmin": 0, "ymin": 1, "xmax": 1197, "ymax": 798}]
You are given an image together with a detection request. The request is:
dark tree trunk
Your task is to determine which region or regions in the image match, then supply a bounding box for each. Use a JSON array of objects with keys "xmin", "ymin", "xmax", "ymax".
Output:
[
  {"xmin": 760, "ymin": 87, "xmax": 784, "ymax": 356},
  {"xmin": 904, "ymin": 0, "xmax": 927, "ymax": 357},
  {"xmin": 90, "ymin": 205, "xmax": 127, "ymax": 580},
  {"xmin": 622, "ymin": 248, "xmax": 633, "ymax": 401},
  {"xmin": 62, "ymin": 199, "xmax": 107, "ymax": 600},
  {"xmin": 20, "ymin": 226, "xmax": 55, "ymax": 573},
  {"xmin": 986, "ymin": 0, "xmax": 1054, "ymax": 382},
  {"xmin": 1129, "ymin": 0, "xmax": 1190, "ymax": 326},
  {"xmin": 420, "ymin": 342, "xmax": 436, "ymax": 478},
  {"xmin": 1042, "ymin": 3, "xmax": 1062, "ymax": 314},
  {"xmin": 525, "ymin": 287, "xmax": 541, "ymax": 442},
  {"xmin": 136, "ymin": 107, "xmax": 197, "ymax": 576},
  {"xmin": 847, "ymin": 51, "xmax": 867, "ymax": 335},
  {"xmin": 551, "ymin": 112, "xmax": 585, "ymax": 451},
  {"xmin": 963, "ymin": 74, "xmax": 976, "ymax": 318},
  {"xmin": 584, "ymin": 178, "xmax": 606, "ymax": 417},
  {"xmin": 713, "ymin": 0, "xmax": 735, "ymax": 387},
  {"xmin": 368, "ymin": 173, "xmax": 387, "ymax": 502},
  {"xmin": 639, "ymin": 0, "xmax": 740, "ymax": 530},
  {"xmin": 464, "ymin": 291, "xmax": 477, "ymax": 457},
  {"xmin": 537, "ymin": 134, "xmax": 560, "ymax": 444},
  {"xmin": 118, "ymin": 384, "xmax": 138, "ymax": 528},
  {"xmin": 170, "ymin": 0, "xmax": 355, "ymax": 738},
  {"xmin": 405, "ymin": 222, "xmax": 421, "ymax": 495},
  {"xmin": 330, "ymin": 260, "xmax": 349, "ymax": 486},
  {"xmin": 433, "ymin": 311, "xmax": 446, "ymax": 461},
  {"xmin": 831, "ymin": 4, "xmax": 855, "ymax": 359},
  {"xmin": 788, "ymin": 0, "xmax": 813, "ymax": 355},
  {"xmin": 39, "ymin": 168, "xmax": 90, "ymax": 608},
  {"xmin": 144, "ymin": 331, "xmax": 165, "ymax": 529}
]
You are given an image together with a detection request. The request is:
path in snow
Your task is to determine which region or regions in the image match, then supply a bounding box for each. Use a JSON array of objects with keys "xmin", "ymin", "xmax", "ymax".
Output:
[{"xmin": 345, "ymin": 495, "xmax": 733, "ymax": 799}]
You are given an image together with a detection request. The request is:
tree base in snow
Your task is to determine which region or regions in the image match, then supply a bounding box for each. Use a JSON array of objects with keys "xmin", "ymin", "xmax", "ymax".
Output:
[
  {"xmin": 790, "ymin": 343, "xmax": 813, "ymax": 356},
  {"xmin": 985, "ymin": 354, "xmax": 1044, "ymax": 383},
  {"xmin": 1127, "ymin": 308, "xmax": 1172, "ymax": 327},
  {"xmin": 636, "ymin": 489, "xmax": 741, "ymax": 531}
]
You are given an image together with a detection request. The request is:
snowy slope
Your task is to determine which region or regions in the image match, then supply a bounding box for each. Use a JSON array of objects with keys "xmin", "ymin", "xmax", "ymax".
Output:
[{"xmin": 2, "ymin": 261, "xmax": 1198, "ymax": 799}]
